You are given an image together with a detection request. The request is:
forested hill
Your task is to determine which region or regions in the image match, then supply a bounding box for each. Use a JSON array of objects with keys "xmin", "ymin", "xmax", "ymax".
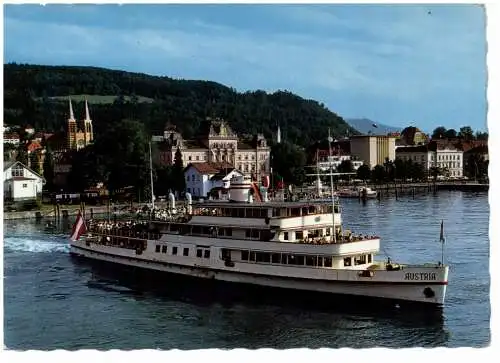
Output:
[{"xmin": 3, "ymin": 63, "xmax": 358, "ymax": 146}]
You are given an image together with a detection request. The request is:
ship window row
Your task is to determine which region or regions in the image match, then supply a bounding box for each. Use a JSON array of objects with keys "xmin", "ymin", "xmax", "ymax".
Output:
[
  {"xmin": 154, "ymin": 244, "xmax": 210, "ymax": 259},
  {"xmin": 193, "ymin": 205, "xmax": 337, "ymax": 218},
  {"xmin": 236, "ymin": 250, "xmax": 373, "ymax": 268},
  {"xmin": 239, "ymin": 250, "xmax": 333, "ymax": 267},
  {"xmin": 168, "ymin": 224, "xmax": 232, "ymax": 237},
  {"xmin": 167, "ymin": 224, "xmax": 273, "ymax": 241},
  {"xmin": 93, "ymin": 235, "xmax": 146, "ymax": 251},
  {"xmin": 344, "ymin": 254, "xmax": 372, "ymax": 266}
]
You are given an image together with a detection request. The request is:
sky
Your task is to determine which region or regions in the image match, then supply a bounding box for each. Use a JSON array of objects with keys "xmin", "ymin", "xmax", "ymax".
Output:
[{"xmin": 3, "ymin": 3, "xmax": 488, "ymax": 132}]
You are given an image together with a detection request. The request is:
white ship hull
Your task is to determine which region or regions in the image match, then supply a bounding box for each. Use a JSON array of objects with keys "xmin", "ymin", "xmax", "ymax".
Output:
[{"xmin": 70, "ymin": 240, "xmax": 448, "ymax": 307}]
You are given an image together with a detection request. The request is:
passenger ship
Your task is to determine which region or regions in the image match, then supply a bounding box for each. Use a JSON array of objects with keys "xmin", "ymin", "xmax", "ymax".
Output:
[{"xmin": 69, "ymin": 175, "xmax": 449, "ymax": 307}]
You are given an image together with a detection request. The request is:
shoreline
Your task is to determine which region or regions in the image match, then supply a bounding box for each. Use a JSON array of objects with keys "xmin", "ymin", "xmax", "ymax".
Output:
[
  {"xmin": 2, "ymin": 204, "xmax": 138, "ymax": 221},
  {"xmin": 3, "ymin": 185, "xmax": 488, "ymax": 221}
]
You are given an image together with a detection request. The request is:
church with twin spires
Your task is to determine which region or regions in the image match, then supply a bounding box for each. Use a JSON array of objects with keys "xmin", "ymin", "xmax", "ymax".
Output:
[{"xmin": 67, "ymin": 97, "xmax": 94, "ymax": 150}]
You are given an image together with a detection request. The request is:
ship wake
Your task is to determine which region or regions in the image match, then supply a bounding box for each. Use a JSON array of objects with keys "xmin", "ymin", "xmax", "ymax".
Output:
[{"xmin": 3, "ymin": 236, "xmax": 70, "ymax": 254}]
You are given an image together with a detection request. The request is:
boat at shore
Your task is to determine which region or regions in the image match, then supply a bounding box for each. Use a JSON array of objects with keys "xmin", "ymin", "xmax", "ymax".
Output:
[
  {"xmin": 69, "ymin": 174, "xmax": 449, "ymax": 308},
  {"xmin": 337, "ymin": 186, "xmax": 378, "ymax": 199}
]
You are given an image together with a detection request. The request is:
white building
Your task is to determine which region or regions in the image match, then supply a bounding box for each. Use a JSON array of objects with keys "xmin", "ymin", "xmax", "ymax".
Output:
[
  {"xmin": 396, "ymin": 143, "xmax": 463, "ymax": 178},
  {"xmin": 184, "ymin": 162, "xmax": 244, "ymax": 198},
  {"xmin": 317, "ymin": 155, "xmax": 364, "ymax": 172},
  {"xmin": 433, "ymin": 145, "xmax": 464, "ymax": 178},
  {"xmin": 3, "ymin": 161, "xmax": 46, "ymax": 202},
  {"xmin": 154, "ymin": 118, "xmax": 271, "ymax": 178},
  {"xmin": 396, "ymin": 145, "xmax": 434, "ymax": 171}
]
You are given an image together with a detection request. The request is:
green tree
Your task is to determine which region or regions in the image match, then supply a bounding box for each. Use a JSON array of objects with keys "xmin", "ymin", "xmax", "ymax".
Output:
[
  {"xmin": 458, "ymin": 126, "xmax": 474, "ymax": 141},
  {"xmin": 383, "ymin": 157, "xmax": 395, "ymax": 182},
  {"xmin": 356, "ymin": 164, "xmax": 371, "ymax": 182},
  {"xmin": 431, "ymin": 126, "xmax": 447, "ymax": 139},
  {"xmin": 4, "ymin": 143, "xmax": 16, "ymax": 161},
  {"xmin": 371, "ymin": 165, "xmax": 386, "ymax": 184},
  {"xmin": 68, "ymin": 119, "xmax": 149, "ymax": 197},
  {"xmin": 429, "ymin": 166, "xmax": 443, "ymax": 182},
  {"xmin": 270, "ymin": 142, "xmax": 307, "ymax": 186},
  {"xmin": 154, "ymin": 165, "xmax": 174, "ymax": 196},
  {"xmin": 3, "ymin": 63, "xmax": 360, "ymax": 148},
  {"xmin": 171, "ymin": 148, "xmax": 186, "ymax": 195},
  {"xmin": 444, "ymin": 129, "xmax": 457, "ymax": 138},
  {"xmin": 43, "ymin": 147, "xmax": 55, "ymax": 191},
  {"xmin": 16, "ymin": 145, "xmax": 28, "ymax": 165},
  {"xmin": 337, "ymin": 160, "xmax": 353, "ymax": 173},
  {"xmin": 29, "ymin": 152, "xmax": 41, "ymax": 175},
  {"xmin": 475, "ymin": 131, "xmax": 488, "ymax": 141},
  {"xmin": 394, "ymin": 158, "xmax": 407, "ymax": 181},
  {"xmin": 465, "ymin": 153, "xmax": 488, "ymax": 181},
  {"xmin": 408, "ymin": 161, "xmax": 426, "ymax": 181}
]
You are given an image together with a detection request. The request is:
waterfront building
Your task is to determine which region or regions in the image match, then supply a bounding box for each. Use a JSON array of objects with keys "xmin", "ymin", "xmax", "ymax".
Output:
[
  {"xmin": 153, "ymin": 118, "xmax": 271, "ymax": 178},
  {"xmin": 349, "ymin": 135, "xmax": 396, "ymax": 169},
  {"xmin": 396, "ymin": 141, "xmax": 464, "ymax": 178},
  {"xmin": 396, "ymin": 145, "xmax": 434, "ymax": 171},
  {"xmin": 184, "ymin": 162, "xmax": 244, "ymax": 198},
  {"xmin": 3, "ymin": 161, "xmax": 46, "ymax": 202},
  {"xmin": 433, "ymin": 143, "xmax": 464, "ymax": 178},
  {"xmin": 315, "ymin": 149, "xmax": 363, "ymax": 171}
]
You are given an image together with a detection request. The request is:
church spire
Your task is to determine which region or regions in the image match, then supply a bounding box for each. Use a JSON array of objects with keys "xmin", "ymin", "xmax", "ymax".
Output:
[
  {"xmin": 68, "ymin": 97, "xmax": 75, "ymax": 121},
  {"xmin": 85, "ymin": 98, "xmax": 91, "ymax": 121},
  {"xmin": 83, "ymin": 97, "xmax": 93, "ymax": 144}
]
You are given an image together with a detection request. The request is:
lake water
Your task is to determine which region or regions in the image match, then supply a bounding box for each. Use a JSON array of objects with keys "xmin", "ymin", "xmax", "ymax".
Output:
[{"xmin": 3, "ymin": 191, "xmax": 490, "ymax": 349}]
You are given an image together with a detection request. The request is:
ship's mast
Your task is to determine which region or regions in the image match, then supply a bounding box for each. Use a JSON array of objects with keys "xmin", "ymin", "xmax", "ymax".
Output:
[
  {"xmin": 328, "ymin": 129, "xmax": 336, "ymax": 243},
  {"xmin": 149, "ymin": 141, "xmax": 155, "ymax": 211},
  {"xmin": 316, "ymin": 148, "xmax": 322, "ymax": 197}
]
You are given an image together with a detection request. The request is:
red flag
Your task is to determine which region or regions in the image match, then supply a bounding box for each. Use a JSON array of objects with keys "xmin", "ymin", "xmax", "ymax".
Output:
[
  {"xmin": 70, "ymin": 211, "xmax": 87, "ymax": 241},
  {"xmin": 261, "ymin": 175, "xmax": 270, "ymax": 188}
]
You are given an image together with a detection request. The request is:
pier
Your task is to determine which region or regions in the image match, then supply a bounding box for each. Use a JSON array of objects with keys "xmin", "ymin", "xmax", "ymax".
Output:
[
  {"xmin": 367, "ymin": 181, "xmax": 488, "ymax": 198},
  {"xmin": 296, "ymin": 180, "xmax": 489, "ymax": 200}
]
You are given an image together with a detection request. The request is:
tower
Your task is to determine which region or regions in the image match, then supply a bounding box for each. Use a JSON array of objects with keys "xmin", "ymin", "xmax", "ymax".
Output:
[
  {"xmin": 83, "ymin": 98, "xmax": 93, "ymax": 144},
  {"xmin": 67, "ymin": 97, "xmax": 77, "ymax": 149}
]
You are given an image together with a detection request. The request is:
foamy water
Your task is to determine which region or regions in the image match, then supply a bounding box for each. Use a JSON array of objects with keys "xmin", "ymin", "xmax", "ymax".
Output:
[{"xmin": 3, "ymin": 235, "xmax": 70, "ymax": 254}]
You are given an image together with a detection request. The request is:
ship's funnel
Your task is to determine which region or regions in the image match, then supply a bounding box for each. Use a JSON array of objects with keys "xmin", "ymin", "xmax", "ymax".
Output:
[{"xmin": 228, "ymin": 175, "xmax": 251, "ymax": 202}]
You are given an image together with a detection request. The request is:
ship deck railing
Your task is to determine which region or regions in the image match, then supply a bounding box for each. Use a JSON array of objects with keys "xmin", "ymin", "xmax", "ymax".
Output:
[
  {"xmin": 88, "ymin": 227, "xmax": 161, "ymax": 241},
  {"xmin": 367, "ymin": 262, "xmax": 443, "ymax": 271},
  {"xmin": 298, "ymin": 235, "xmax": 380, "ymax": 245}
]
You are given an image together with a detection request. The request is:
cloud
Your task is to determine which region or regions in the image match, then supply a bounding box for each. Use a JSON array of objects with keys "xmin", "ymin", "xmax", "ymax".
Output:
[{"xmin": 3, "ymin": 4, "xmax": 487, "ymax": 129}]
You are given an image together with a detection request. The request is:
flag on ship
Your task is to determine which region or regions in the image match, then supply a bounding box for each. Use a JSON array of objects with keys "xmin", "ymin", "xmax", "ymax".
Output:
[
  {"xmin": 439, "ymin": 220, "xmax": 445, "ymax": 243},
  {"xmin": 262, "ymin": 175, "xmax": 270, "ymax": 188},
  {"xmin": 70, "ymin": 211, "xmax": 87, "ymax": 241},
  {"xmin": 275, "ymin": 174, "xmax": 284, "ymax": 189}
]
